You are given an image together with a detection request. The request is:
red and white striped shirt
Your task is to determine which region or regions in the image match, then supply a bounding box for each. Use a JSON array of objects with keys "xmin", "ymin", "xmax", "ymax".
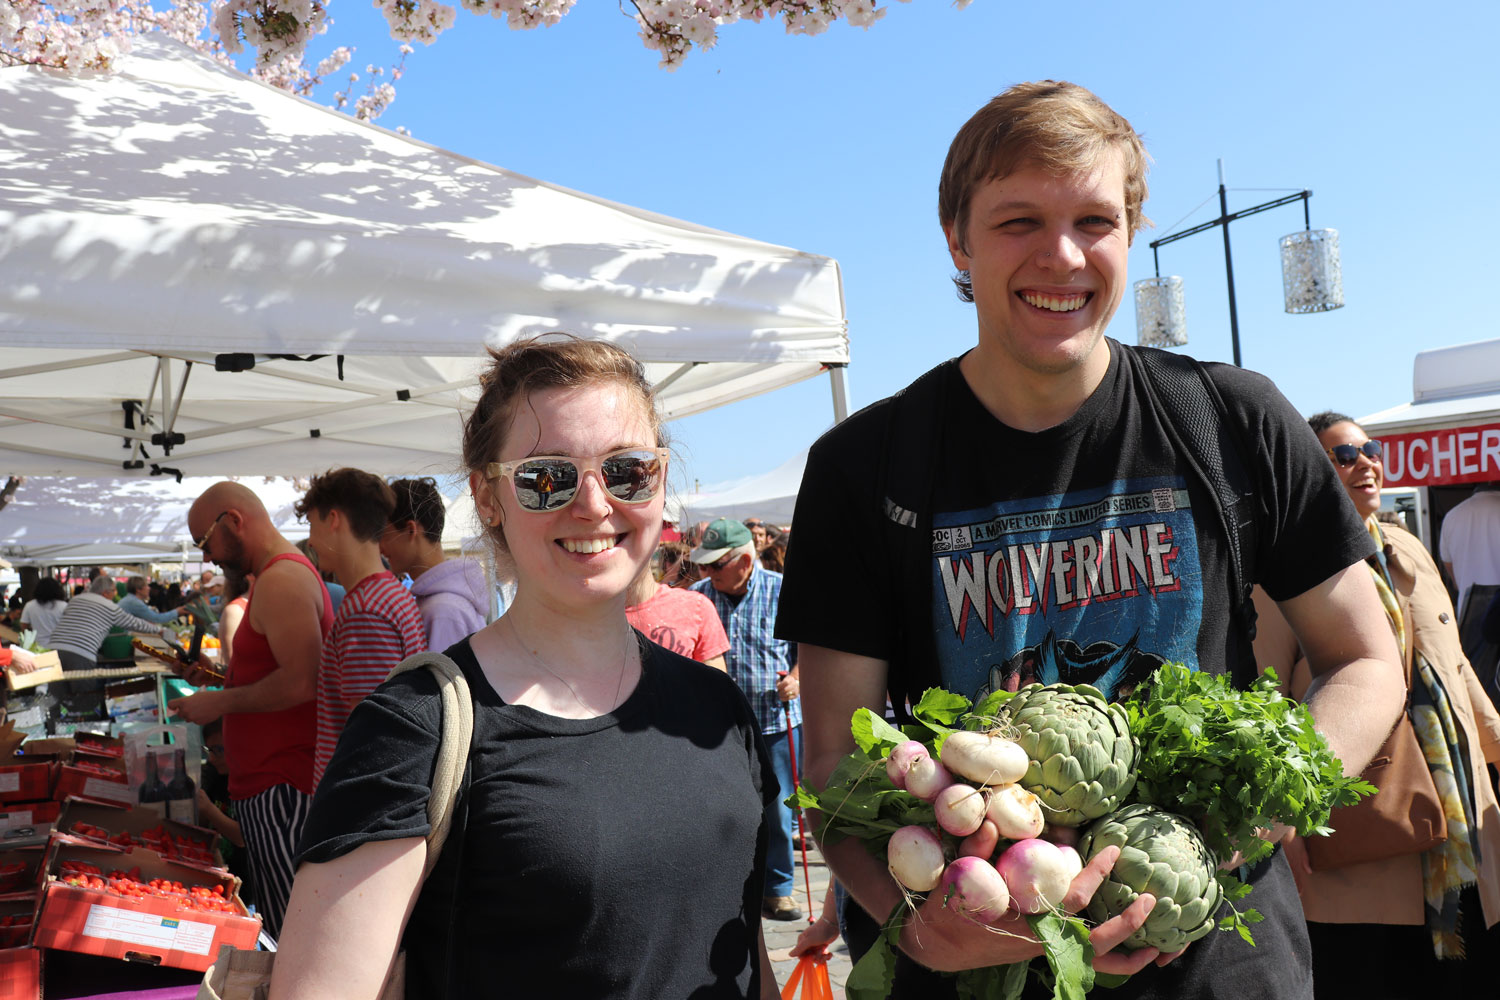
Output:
[{"xmin": 313, "ymin": 572, "xmax": 427, "ymax": 787}]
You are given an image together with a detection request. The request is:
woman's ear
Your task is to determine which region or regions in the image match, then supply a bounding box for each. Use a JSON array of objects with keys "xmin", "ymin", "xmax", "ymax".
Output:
[{"xmin": 470, "ymin": 471, "xmax": 501, "ymax": 528}]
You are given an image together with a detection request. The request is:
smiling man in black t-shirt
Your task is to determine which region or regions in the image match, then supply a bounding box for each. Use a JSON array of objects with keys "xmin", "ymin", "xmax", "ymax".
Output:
[{"xmin": 776, "ymin": 81, "xmax": 1406, "ymax": 999}]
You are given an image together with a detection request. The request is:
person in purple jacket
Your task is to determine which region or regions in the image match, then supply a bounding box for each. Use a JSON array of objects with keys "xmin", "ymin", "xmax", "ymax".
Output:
[{"xmin": 380, "ymin": 477, "xmax": 491, "ymax": 650}]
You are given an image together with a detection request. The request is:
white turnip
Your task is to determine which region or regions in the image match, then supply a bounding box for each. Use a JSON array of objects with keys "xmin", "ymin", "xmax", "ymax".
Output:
[
  {"xmin": 887, "ymin": 825, "xmax": 946, "ymax": 893},
  {"xmin": 886, "ymin": 740, "xmax": 929, "ymax": 791},
  {"xmin": 995, "ymin": 838, "xmax": 1075, "ymax": 915},
  {"xmin": 933, "ymin": 782, "xmax": 988, "ymax": 837},
  {"xmin": 985, "ymin": 783, "xmax": 1046, "ymax": 841},
  {"xmin": 904, "ymin": 754, "xmax": 954, "ymax": 802},
  {"xmin": 940, "ymin": 856, "xmax": 1011, "ymax": 923},
  {"xmin": 941, "ymin": 731, "xmax": 1029, "ymax": 786},
  {"xmin": 1056, "ymin": 844, "xmax": 1084, "ymax": 883}
]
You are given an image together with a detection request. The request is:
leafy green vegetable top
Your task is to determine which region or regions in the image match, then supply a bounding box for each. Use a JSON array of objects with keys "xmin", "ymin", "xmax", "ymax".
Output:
[{"xmin": 1122, "ymin": 664, "xmax": 1373, "ymax": 866}]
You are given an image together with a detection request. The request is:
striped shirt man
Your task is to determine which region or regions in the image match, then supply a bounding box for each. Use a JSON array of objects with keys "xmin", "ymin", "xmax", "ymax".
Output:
[
  {"xmin": 49, "ymin": 592, "xmax": 174, "ymax": 665},
  {"xmin": 312, "ymin": 571, "xmax": 427, "ymax": 787},
  {"xmin": 693, "ymin": 566, "xmax": 800, "ymax": 736}
]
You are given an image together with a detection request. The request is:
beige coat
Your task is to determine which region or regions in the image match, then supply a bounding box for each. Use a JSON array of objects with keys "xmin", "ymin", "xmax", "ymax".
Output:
[{"xmin": 1251, "ymin": 523, "xmax": 1500, "ymax": 926}]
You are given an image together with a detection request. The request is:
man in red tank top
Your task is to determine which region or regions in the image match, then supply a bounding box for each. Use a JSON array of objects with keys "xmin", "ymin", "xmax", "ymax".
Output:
[{"xmin": 169, "ymin": 481, "xmax": 332, "ymax": 940}]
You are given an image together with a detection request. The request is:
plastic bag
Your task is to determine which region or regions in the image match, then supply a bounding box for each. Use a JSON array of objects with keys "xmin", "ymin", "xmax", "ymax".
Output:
[{"xmin": 780, "ymin": 949, "xmax": 833, "ymax": 1000}]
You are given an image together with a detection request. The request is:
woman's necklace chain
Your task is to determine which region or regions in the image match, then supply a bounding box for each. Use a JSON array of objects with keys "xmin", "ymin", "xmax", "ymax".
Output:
[{"xmin": 506, "ymin": 616, "xmax": 633, "ymax": 715}]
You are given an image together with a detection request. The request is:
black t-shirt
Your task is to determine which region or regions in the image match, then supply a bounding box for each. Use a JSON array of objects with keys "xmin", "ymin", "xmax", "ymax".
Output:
[
  {"xmin": 777, "ymin": 341, "xmax": 1373, "ymax": 999},
  {"xmin": 298, "ymin": 634, "xmax": 776, "ymax": 1000}
]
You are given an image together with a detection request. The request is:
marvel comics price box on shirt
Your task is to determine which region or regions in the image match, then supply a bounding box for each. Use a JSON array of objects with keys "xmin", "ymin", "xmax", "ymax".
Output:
[{"xmin": 32, "ymin": 843, "xmax": 257, "ymax": 972}]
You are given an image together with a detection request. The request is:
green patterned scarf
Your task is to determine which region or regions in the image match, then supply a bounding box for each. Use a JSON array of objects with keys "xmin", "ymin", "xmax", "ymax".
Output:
[{"xmin": 1366, "ymin": 516, "xmax": 1482, "ymax": 958}]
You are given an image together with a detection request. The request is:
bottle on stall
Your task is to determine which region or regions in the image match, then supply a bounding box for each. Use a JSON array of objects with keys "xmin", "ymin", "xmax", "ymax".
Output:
[
  {"xmin": 165, "ymin": 747, "xmax": 197, "ymax": 824},
  {"xmin": 138, "ymin": 751, "xmax": 168, "ymax": 805}
]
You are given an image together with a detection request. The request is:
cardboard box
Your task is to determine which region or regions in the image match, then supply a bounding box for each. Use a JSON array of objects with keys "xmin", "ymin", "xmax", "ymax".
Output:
[
  {"xmin": 0, "ymin": 947, "xmax": 40, "ymax": 1000},
  {"xmin": 33, "ymin": 844, "xmax": 257, "ymax": 972},
  {"xmin": 0, "ymin": 850, "xmax": 43, "ymax": 897},
  {"xmin": 0, "ymin": 804, "xmax": 58, "ymax": 848},
  {"xmin": 0, "ymin": 760, "xmax": 55, "ymax": 807},
  {"xmin": 53, "ymin": 757, "xmax": 128, "ymax": 807},
  {"xmin": 104, "ymin": 680, "xmax": 157, "ymax": 719},
  {"xmin": 4, "ymin": 655, "xmax": 62, "ymax": 693},
  {"xmin": 0, "ymin": 897, "xmax": 37, "ymax": 951},
  {"xmin": 55, "ymin": 801, "xmax": 223, "ymax": 872}
]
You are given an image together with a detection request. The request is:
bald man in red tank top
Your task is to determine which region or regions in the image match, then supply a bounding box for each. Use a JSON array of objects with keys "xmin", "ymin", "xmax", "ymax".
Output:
[{"xmin": 170, "ymin": 481, "xmax": 332, "ymax": 940}]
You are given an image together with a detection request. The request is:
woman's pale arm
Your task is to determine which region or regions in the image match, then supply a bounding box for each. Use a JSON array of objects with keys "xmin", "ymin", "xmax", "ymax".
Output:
[{"xmin": 268, "ymin": 837, "xmax": 426, "ymax": 1000}]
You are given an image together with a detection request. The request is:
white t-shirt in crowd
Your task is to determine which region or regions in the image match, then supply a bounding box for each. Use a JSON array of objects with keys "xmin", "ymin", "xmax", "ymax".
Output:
[
  {"xmin": 1439, "ymin": 490, "xmax": 1500, "ymax": 616},
  {"xmin": 18, "ymin": 599, "xmax": 66, "ymax": 647}
]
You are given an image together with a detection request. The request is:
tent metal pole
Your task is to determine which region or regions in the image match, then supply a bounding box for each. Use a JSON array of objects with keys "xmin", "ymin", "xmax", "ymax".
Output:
[{"xmin": 827, "ymin": 364, "xmax": 850, "ymax": 424}]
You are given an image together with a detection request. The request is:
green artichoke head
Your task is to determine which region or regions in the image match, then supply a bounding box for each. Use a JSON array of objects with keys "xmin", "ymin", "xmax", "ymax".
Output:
[
  {"xmin": 999, "ymin": 682, "xmax": 1137, "ymax": 826},
  {"xmin": 1078, "ymin": 803, "xmax": 1224, "ymax": 953}
]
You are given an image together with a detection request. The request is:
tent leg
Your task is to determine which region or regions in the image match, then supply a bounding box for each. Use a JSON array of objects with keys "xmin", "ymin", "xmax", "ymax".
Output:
[{"xmin": 828, "ymin": 364, "xmax": 850, "ymax": 424}]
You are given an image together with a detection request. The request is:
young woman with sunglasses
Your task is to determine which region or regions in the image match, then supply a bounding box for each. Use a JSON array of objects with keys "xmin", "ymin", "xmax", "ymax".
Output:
[{"xmin": 271, "ymin": 336, "xmax": 780, "ymax": 1000}]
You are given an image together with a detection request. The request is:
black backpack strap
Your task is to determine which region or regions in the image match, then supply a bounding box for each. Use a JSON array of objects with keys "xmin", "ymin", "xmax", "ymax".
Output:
[
  {"xmin": 1131, "ymin": 346, "xmax": 1260, "ymax": 673},
  {"xmin": 876, "ymin": 360, "xmax": 953, "ymax": 719}
]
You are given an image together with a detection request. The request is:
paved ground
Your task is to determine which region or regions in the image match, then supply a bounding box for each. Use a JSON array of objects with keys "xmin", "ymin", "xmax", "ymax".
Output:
[{"xmin": 763, "ymin": 840, "xmax": 854, "ymax": 998}]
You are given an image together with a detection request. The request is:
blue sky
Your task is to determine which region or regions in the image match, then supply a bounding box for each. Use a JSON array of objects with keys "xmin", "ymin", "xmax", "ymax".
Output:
[{"xmin": 262, "ymin": 0, "xmax": 1499, "ymax": 493}]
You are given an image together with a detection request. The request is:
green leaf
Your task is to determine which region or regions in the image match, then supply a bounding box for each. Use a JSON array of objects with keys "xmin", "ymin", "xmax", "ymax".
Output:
[
  {"xmin": 973, "ymin": 688, "xmax": 1017, "ymax": 720},
  {"xmin": 853, "ymin": 708, "xmax": 911, "ymax": 754},
  {"xmin": 955, "ymin": 963, "xmax": 1030, "ymax": 1000},
  {"xmin": 1026, "ymin": 912, "xmax": 1095, "ymax": 1000},
  {"xmin": 912, "ymin": 687, "xmax": 972, "ymax": 729},
  {"xmin": 844, "ymin": 932, "xmax": 897, "ymax": 1000}
]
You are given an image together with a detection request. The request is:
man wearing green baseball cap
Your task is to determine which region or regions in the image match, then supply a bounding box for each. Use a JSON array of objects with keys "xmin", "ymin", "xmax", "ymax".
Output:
[{"xmin": 691, "ymin": 518, "xmax": 804, "ymax": 921}]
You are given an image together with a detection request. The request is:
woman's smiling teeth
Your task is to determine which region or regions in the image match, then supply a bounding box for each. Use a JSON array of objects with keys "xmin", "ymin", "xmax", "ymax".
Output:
[
  {"xmin": 1020, "ymin": 291, "xmax": 1090, "ymax": 312},
  {"xmin": 560, "ymin": 536, "xmax": 620, "ymax": 555}
]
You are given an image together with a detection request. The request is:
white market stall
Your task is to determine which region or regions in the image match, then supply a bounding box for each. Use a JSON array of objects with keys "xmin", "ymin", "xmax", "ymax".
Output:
[
  {"xmin": 0, "ymin": 36, "xmax": 850, "ymax": 480},
  {"xmin": 679, "ymin": 448, "xmax": 808, "ymax": 526},
  {"xmin": 0, "ymin": 476, "xmax": 309, "ymax": 566}
]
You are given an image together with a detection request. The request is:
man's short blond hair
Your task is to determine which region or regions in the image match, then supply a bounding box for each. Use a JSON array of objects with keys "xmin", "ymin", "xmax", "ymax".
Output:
[{"xmin": 939, "ymin": 80, "xmax": 1151, "ymax": 302}]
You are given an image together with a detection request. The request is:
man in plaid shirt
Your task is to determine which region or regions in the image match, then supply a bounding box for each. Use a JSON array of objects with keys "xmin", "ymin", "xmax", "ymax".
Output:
[{"xmin": 691, "ymin": 518, "xmax": 803, "ymax": 922}]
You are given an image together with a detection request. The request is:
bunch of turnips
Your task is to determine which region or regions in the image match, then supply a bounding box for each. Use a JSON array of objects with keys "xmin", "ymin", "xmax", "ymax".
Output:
[{"xmin": 793, "ymin": 666, "xmax": 1373, "ymax": 1000}]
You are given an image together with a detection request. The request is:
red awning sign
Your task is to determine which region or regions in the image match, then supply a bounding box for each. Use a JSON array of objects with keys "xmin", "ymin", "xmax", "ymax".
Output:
[{"xmin": 1377, "ymin": 421, "xmax": 1500, "ymax": 487}]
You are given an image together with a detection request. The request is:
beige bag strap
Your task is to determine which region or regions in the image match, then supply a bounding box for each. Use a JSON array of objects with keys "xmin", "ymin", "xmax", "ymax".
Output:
[{"xmin": 386, "ymin": 651, "xmax": 475, "ymax": 881}]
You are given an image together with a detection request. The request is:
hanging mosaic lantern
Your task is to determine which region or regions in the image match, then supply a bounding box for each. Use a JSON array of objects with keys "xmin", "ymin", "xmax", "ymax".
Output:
[
  {"xmin": 1134, "ymin": 276, "xmax": 1187, "ymax": 348},
  {"xmin": 1280, "ymin": 229, "xmax": 1344, "ymax": 314}
]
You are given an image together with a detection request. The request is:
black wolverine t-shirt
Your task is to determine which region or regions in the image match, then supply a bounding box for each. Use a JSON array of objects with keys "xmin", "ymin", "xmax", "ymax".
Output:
[
  {"xmin": 298, "ymin": 635, "xmax": 776, "ymax": 1000},
  {"xmin": 778, "ymin": 340, "xmax": 1373, "ymax": 999}
]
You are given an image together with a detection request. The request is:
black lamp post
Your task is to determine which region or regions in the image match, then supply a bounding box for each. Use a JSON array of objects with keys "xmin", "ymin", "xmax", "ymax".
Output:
[{"xmin": 1135, "ymin": 161, "xmax": 1344, "ymax": 365}]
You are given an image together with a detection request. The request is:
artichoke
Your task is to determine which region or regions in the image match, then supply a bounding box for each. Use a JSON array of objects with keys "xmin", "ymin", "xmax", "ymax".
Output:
[
  {"xmin": 1078, "ymin": 803, "xmax": 1223, "ymax": 952},
  {"xmin": 998, "ymin": 683, "xmax": 1137, "ymax": 826}
]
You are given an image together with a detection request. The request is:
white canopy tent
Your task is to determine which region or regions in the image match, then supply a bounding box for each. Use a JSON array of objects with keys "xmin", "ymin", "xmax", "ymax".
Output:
[
  {"xmin": 0, "ymin": 36, "xmax": 849, "ymax": 480},
  {"xmin": 0, "ymin": 475, "xmax": 309, "ymax": 566},
  {"xmin": 680, "ymin": 449, "xmax": 808, "ymax": 526}
]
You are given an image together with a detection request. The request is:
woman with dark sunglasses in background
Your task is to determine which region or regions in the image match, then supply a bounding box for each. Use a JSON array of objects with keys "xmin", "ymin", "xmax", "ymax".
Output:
[
  {"xmin": 1251, "ymin": 411, "xmax": 1500, "ymax": 994},
  {"xmin": 272, "ymin": 335, "xmax": 781, "ymax": 1000}
]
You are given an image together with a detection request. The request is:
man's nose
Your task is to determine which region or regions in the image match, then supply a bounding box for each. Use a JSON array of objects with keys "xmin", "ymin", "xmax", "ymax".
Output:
[{"xmin": 1038, "ymin": 230, "xmax": 1086, "ymax": 270}]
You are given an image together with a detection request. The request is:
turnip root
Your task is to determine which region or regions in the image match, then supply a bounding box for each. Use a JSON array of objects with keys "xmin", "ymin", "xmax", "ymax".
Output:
[
  {"xmin": 941, "ymin": 731, "xmax": 1029, "ymax": 786},
  {"xmin": 1056, "ymin": 845, "xmax": 1084, "ymax": 883},
  {"xmin": 934, "ymin": 783, "xmax": 988, "ymax": 837},
  {"xmin": 886, "ymin": 740, "xmax": 928, "ymax": 791},
  {"xmin": 986, "ymin": 783, "xmax": 1046, "ymax": 841},
  {"xmin": 940, "ymin": 856, "xmax": 1011, "ymax": 923},
  {"xmin": 995, "ymin": 838, "xmax": 1075, "ymax": 915},
  {"xmin": 887, "ymin": 825, "xmax": 946, "ymax": 892},
  {"xmin": 904, "ymin": 754, "xmax": 954, "ymax": 802}
]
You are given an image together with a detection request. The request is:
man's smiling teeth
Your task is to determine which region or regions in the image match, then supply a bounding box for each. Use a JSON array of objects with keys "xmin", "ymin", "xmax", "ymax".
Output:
[
  {"xmin": 561, "ymin": 537, "xmax": 618, "ymax": 554},
  {"xmin": 1020, "ymin": 291, "xmax": 1089, "ymax": 312}
]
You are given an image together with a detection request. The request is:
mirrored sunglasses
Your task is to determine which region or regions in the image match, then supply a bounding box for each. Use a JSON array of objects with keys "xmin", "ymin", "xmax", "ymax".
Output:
[
  {"xmin": 486, "ymin": 448, "xmax": 668, "ymax": 513},
  {"xmin": 1327, "ymin": 440, "xmax": 1382, "ymax": 467}
]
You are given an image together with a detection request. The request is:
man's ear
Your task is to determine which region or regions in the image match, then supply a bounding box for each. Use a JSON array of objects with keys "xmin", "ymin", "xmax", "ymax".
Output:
[{"xmin": 944, "ymin": 220, "xmax": 971, "ymax": 271}]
